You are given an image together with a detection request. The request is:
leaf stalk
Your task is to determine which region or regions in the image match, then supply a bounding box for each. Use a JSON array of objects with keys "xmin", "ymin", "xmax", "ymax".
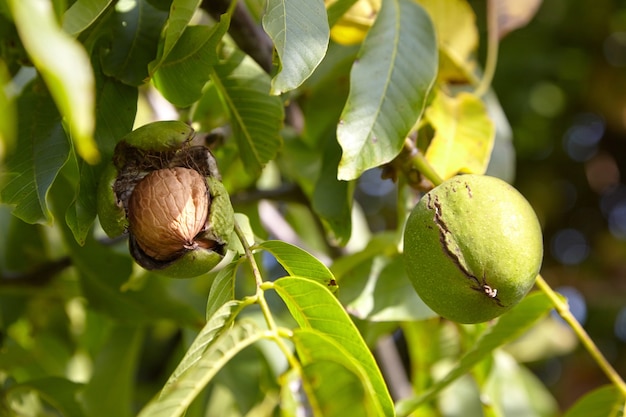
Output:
[{"xmin": 535, "ymin": 274, "xmax": 626, "ymax": 397}]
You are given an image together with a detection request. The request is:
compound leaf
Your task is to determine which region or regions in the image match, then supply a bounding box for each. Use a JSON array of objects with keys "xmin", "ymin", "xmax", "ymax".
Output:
[
  {"xmin": 337, "ymin": 0, "xmax": 437, "ymax": 180},
  {"xmin": 273, "ymin": 276, "xmax": 394, "ymax": 416},
  {"xmin": 211, "ymin": 45, "xmax": 284, "ymax": 176}
]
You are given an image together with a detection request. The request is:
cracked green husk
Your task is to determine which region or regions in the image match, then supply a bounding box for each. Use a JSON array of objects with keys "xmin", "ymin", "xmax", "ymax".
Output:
[
  {"xmin": 403, "ymin": 174, "xmax": 543, "ymax": 323},
  {"xmin": 96, "ymin": 120, "xmax": 234, "ymax": 279}
]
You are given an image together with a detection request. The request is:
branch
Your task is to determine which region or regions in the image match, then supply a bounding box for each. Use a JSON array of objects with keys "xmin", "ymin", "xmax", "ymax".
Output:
[
  {"xmin": 0, "ymin": 257, "xmax": 72, "ymax": 288},
  {"xmin": 201, "ymin": 0, "xmax": 274, "ymax": 73}
]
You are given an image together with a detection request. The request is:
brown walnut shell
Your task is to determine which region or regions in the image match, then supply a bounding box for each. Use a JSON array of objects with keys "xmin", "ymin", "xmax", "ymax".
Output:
[{"xmin": 128, "ymin": 167, "xmax": 210, "ymax": 261}]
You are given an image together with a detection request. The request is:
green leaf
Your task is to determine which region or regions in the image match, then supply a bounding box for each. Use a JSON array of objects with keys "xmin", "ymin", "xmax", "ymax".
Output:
[
  {"xmin": 337, "ymin": 0, "xmax": 437, "ymax": 180},
  {"xmin": 312, "ymin": 138, "xmax": 353, "ymax": 244},
  {"xmin": 205, "ymin": 261, "xmax": 239, "ymax": 320},
  {"xmin": 483, "ymin": 350, "xmax": 558, "ymax": 417},
  {"xmin": 211, "ymin": 45, "xmax": 284, "ymax": 176},
  {"xmin": 0, "ymin": 61, "xmax": 16, "ymax": 155},
  {"xmin": 62, "ymin": 0, "xmax": 114, "ymax": 36},
  {"xmin": 395, "ymin": 291, "xmax": 555, "ymax": 416},
  {"xmin": 4, "ymin": 216, "xmax": 47, "ymax": 272},
  {"xmin": 149, "ymin": 0, "xmax": 203, "ymax": 73},
  {"xmin": 80, "ymin": 324, "xmax": 143, "ymax": 417},
  {"xmin": 299, "ymin": 42, "xmax": 357, "ymax": 148},
  {"xmin": 66, "ymin": 65, "xmax": 137, "ymax": 244},
  {"xmin": 256, "ymin": 240, "xmax": 337, "ymax": 288},
  {"xmin": 424, "ymin": 90, "xmax": 495, "ymax": 180},
  {"xmin": 8, "ymin": 0, "xmax": 98, "ymax": 164},
  {"xmin": 5, "ymin": 377, "xmax": 86, "ymax": 417},
  {"xmin": 292, "ymin": 329, "xmax": 384, "ymax": 416},
  {"xmin": 332, "ymin": 233, "xmax": 431, "ymax": 322},
  {"xmin": 562, "ymin": 385, "xmax": 624, "ymax": 417},
  {"xmin": 167, "ymin": 300, "xmax": 244, "ymax": 387},
  {"xmin": 273, "ymin": 276, "xmax": 395, "ymax": 417},
  {"xmin": 262, "ymin": 0, "xmax": 329, "ymax": 94},
  {"xmin": 342, "ymin": 253, "xmax": 436, "ymax": 322},
  {"xmin": 153, "ymin": 19, "xmax": 229, "ymax": 107},
  {"xmin": 101, "ymin": 0, "xmax": 168, "ymax": 86},
  {"xmin": 138, "ymin": 321, "xmax": 264, "ymax": 417},
  {"xmin": 0, "ymin": 79, "xmax": 70, "ymax": 224}
]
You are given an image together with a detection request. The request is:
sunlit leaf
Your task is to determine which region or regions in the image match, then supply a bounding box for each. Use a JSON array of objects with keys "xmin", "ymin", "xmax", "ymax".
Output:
[
  {"xmin": 328, "ymin": 0, "xmax": 379, "ymax": 45},
  {"xmin": 66, "ymin": 63, "xmax": 137, "ymax": 244},
  {"xmin": 211, "ymin": 45, "xmax": 284, "ymax": 176},
  {"xmin": 9, "ymin": 0, "xmax": 98, "ymax": 163},
  {"xmin": 562, "ymin": 385, "xmax": 625, "ymax": 417},
  {"xmin": 337, "ymin": 0, "xmax": 437, "ymax": 180},
  {"xmin": 417, "ymin": 0, "xmax": 478, "ymax": 82},
  {"xmin": 263, "ymin": 0, "xmax": 329, "ymax": 94},
  {"xmin": 483, "ymin": 350, "xmax": 559, "ymax": 417},
  {"xmin": 257, "ymin": 240, "xmax": 337, "ymax": 289},
  {"xmin": 424, "ymin": 90, "xmax": 495, "ymax": 180},
  {"xmin": 289, "ymin": 329, "xmax": 378, "ymax": 416},
  {"xmin": 0, "ymin": 61, "xmax": 16, "ymax": 157},
  {"xmin": 101, "ymin": 0, "xmax": 168, "ymax": 86},
  {"xmin": 494, "ymin": 0, "xmax": 543, "ymax": 38},
  {"xmin": 149, "ymin": 0, "xmax": 203, "ymax": 73},
  {"xmin": 80, "ymin": 325, "xmax": 143, "ymax": 417},
  {"xmin": 153, "ymin": 19, "xmax": 229, "ymax": 107},
  {"xmin": 0, "ymin": 79, "xmax": 70, "ymax": 225},
  {"xmin": 138, "ymin": 321, "xmax": 264, "ymax": 417},
  {"xmin": 273, "ymin": 276, "xmax": 395, "ymax": 416},
  {"xmin": 62, "ymin": 0, "xmax": 114, "ymax": 36},
  {"xmin": 395, "ymin": 291, "xmax": 554, "ymax": 416},
  {"xmin": 342, "ymin": 253, "xmax": 436, "ymax": 322}
]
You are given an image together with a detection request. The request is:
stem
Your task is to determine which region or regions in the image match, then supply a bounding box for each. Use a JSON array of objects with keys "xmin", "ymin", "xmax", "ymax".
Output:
[
  {"xmin": 535, "ymin": 275, "xmax": 626, "ymax": 397},
  {"xmin": 404, "ymin": 138, "xmax": 444, "ymax": 187},
  {"xmin": 474, "ymin": 0, "xmax": 499, "ymax": 98},
  {"xmin": 233, "ymin": 222, "xmax": 301, "ymax": 370}
]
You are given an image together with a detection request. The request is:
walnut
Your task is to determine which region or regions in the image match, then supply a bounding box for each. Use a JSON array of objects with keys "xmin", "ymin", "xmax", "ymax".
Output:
[{"xmin": 127, "ymin": 167, "xmax": 209, "ymax": 261}]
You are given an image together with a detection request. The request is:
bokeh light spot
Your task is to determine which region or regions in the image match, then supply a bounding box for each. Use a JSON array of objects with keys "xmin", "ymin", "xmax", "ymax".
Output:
[
  {"xmin": 529, "ymin": 82, "xmax": 565, "ymax": 118},
  {"xmin": 554, "ymin": 286, "xmax": 587, "ymax": 324},
  {"xmin": 603, "ymin": 32, "xmax": 626, "ymax": 67},
  {"xmin": 615, "ymin": 307, "xmax": 626, "ymax": 342},
  {"xmin": 550, "ymin": 228, "xmax": 589, "ymax": 265},
  {"xmin": 608, "ymin": 202, "xmax": 626, "ymax": 240},
  {"xmin": 562, "ymin": 113, "xmax": 605, "ymax": 162}
]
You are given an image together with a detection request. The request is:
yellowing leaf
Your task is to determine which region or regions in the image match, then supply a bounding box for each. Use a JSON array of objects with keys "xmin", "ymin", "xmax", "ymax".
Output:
[
  {"xmin": 418, "ymin": 0, "xmax": 478, "ymax": 82},
  {"xmin": 328, "ymin": 0, "xmax": 380, "ymax": 45},
  {"xmin": 424, "ymin": 91, "xmax": 495, "ymax": 180}
]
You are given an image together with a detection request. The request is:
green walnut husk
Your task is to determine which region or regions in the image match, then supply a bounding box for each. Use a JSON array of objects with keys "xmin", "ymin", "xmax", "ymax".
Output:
[
  {"xmin": 403, "ymin": 174, "xmax": 543, "ymax": 323},
  {"xmin": 96, "ymin": 120, "xmax": 234, "ymax": 279}
]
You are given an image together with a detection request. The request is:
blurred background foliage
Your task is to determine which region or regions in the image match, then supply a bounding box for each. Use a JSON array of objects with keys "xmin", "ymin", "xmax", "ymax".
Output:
[
  {"xmin": 0, "ymin": 0, "xmax": 625, "ymax": 414},
  {"xmin": 352, "ymin": 0, "xmax": 626, "ymax": 409},
  {"xmin": 480, "ymin": 0, "xmax": 625, "ymax": 408}
]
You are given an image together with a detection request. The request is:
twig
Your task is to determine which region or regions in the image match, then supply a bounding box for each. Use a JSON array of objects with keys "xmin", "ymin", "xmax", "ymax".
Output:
[
  {"xmin": 404, "ymin": 138, "xmax": 444, "ymax": 187},
  {"xmin": 0, "ymin": 257, "xmax": 72, "ymax": 288},
  {"xmin": 201, "ymin": 0, "xmax": 273, "ymax": 73},
  {"xmin": 535, "ymin": 274, "xmax": 626, "ymax": 397},
  {"xmin": 474, "ymin": 0, "xmax": 499, "ymax": 98}
]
